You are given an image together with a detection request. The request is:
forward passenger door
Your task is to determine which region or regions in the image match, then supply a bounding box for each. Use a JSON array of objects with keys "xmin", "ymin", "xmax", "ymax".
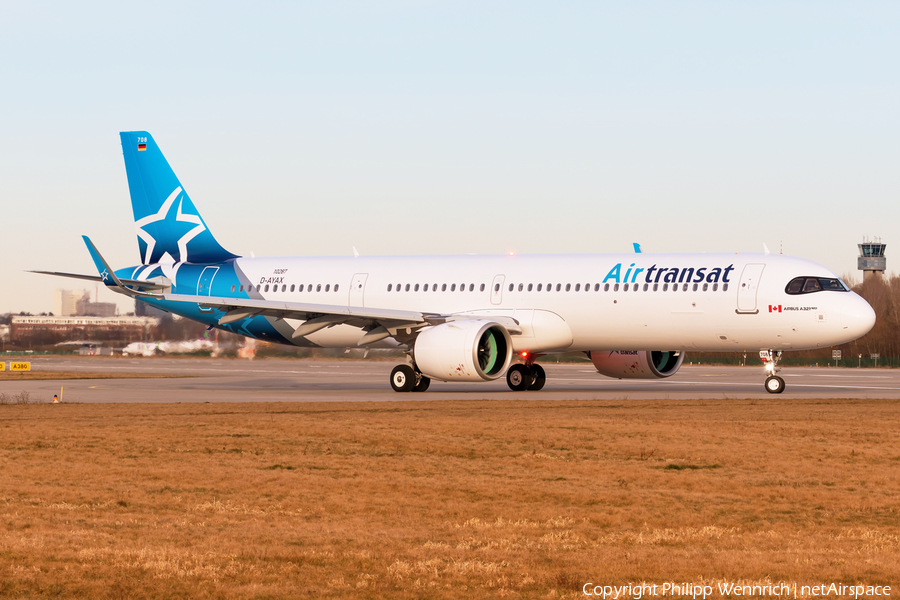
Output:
[{"xmin": 736, "ymin": 264, "xmax": 765, "ymax": 314}]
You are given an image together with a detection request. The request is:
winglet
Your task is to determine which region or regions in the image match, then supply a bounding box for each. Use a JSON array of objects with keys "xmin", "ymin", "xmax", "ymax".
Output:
[
  {"xmin": 633, "ymin": 243, "xmax": 642, "ymax": 254},
  {"xmin": 763, "ymin": 243, "xmax": 771, "ymax": 256},
  {"xmin": 82, "ymin": 235, "xmax": 157, "ymax": 297},
  {"xmin": 82, "ymin": 236, "xmax": 123, "ymax": 288}
]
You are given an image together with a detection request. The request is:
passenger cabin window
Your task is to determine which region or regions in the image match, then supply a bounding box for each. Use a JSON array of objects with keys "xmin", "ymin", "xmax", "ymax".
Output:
[
  {"xmin": 785, "ymin": 277, "xmax": 848, "ymax": 295},
  {"xmin": 469, "ymin": 284, "xmax": 474, "ymax": 292},
  {"xmin": 334, "ymin": 284, "xmax": 339, "ymax": 292},
  {"xmin": 480, "ymin": 284, "xmax": 485, "ymax": 292},
  {"xmin": 240, "ymin": 285, "xmax": 244, "ymax": 292},
  {"xmin": 290, "ymin": 284, "xmax": 295, "ymax": 292},
  {"xmin": 414, "ymin": 284, "xmax": 420, "ymax": 292},
  {"xmin": 388, "ymin": 284, "xmax": 392, "ymax": 292}
]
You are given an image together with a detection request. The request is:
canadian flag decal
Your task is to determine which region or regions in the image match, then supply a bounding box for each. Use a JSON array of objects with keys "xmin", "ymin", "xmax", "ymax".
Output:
[{"xmin": 768, "ymin": 305, "xmax": 782, "ymax": 313}]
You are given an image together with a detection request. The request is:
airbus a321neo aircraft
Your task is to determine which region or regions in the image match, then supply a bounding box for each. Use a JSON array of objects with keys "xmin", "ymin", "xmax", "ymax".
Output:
[{"xmin": 36, "ymin": 132, "xmax": 876, "ymax": 394}]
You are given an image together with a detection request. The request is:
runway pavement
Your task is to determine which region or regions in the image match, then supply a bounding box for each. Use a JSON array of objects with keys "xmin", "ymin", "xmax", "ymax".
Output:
[{"xmin": 3, "ymin": 356, "xmax": 900, "ymax": 403}]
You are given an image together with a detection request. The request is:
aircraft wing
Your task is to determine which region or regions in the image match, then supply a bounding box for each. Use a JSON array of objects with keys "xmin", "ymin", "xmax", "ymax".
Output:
[
  {"xmin": 165, "ymin": 293, "xmax": 522, "ymax": 344},
  {"xmin": 47, "ymin": 237, "xmax": 523, "ymax": 346},
  {"xmin": 29, "ymin": 270, "xmax": 170, "ymax": 291},
  {"xmin": 165, "ymin": 293, "xmax": 430, "ymax": 324}
]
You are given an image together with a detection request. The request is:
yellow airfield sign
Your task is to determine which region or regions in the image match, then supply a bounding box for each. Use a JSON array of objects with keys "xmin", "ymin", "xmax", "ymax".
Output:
[{"xmin": 10, "ymin": 362, "xmax": 31, "ymax": 372}]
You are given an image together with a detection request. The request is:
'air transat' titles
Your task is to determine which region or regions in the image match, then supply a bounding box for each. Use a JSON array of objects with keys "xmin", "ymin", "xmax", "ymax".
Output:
[{"xmin": 602, "ymin": 263, "xmax": 735, "ymax": 284}]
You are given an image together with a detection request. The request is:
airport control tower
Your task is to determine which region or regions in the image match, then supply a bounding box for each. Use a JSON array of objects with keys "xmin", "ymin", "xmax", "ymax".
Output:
[{"xmin": 858, "ymin": 237, "xmax": 887, "ymax": 280}]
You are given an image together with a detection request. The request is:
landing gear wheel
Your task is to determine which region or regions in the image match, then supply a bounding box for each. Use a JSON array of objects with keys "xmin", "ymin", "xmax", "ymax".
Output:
[
  {"xmin": 528, "ymin": 364, "xmax": 546, "ymax": 391},
  {"xmin": 765, "ymin": 375, "xmax": 785, "ymax": 394},
  {"xmin": 413, "ymin": 375, "xmax": 431, "ymax": 392},
  {"xmin": 390, "ymin": 365, "xmax": 417, "ymax": 392},
  {"xmin": 507, "ymin": 364, "xmax": 534, "ymax": 391}
]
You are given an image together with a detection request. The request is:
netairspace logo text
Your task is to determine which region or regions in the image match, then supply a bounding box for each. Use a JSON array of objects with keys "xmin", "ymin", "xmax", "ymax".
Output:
[{"xmin": 582, "ymin": 582, "xmax": 892, "ymax": 599}]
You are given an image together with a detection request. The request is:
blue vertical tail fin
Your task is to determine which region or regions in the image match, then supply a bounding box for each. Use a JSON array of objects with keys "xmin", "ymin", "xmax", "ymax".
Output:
[{"xmin": 120, "ymin": 131, "xmax": 238, "ymax": 265}]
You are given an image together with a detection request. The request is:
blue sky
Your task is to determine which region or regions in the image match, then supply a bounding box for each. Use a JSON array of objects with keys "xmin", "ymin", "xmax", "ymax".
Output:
[{"xmin": 1, "ymin": 1, "xmax": 898, "ymax": 314}]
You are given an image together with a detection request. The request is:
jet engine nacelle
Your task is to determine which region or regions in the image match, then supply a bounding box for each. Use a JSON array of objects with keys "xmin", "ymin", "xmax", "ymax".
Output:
[
  {"xmin": 590, "ymin": 350, "xmax": 684, "ymax": 379},
  {"xmin": 414, "ymin": 320, "xmax": 513, "ymax": 382}
]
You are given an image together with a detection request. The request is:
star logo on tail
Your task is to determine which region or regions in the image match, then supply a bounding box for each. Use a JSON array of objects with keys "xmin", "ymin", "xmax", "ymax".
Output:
[{"xmin": 134, "ymin": 186, "xmax": 207, "ymax": 264}]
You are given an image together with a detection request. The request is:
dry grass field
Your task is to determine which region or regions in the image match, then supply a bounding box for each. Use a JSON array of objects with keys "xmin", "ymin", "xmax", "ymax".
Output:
[{"xmin": 1, "ymin": 397, "xmax": 898, "ymax": 599}]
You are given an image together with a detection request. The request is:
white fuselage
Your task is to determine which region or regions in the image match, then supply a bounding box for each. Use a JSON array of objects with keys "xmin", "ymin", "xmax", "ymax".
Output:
[{"xmin": 227, "ymin": 252, "xmax": 874, "ymax": 353}]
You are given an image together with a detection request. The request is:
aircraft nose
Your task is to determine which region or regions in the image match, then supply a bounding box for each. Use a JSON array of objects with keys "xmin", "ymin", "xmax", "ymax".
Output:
[{"xmin": 844, "ymin": 293, "xmax": 876, "ymax": 339}]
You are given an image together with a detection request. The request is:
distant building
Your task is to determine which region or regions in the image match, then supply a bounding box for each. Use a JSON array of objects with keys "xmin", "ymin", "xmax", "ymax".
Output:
[
  {"xmin": 0, "ymin": 324, "xmax": 9, "ymax": 342},
  {"xmin": 10, "ymin": 316, "xmax": 158, "ymax": 343},
  {"xmin": 53, "ymin": 289, "xmax": 117, "ymax": 317},
  {"xmin": 858, "ymin": 237, "xmax": 887, "ymax": 281},
  {"xmin": 54, "ymin": 289, "xmax": 87, "ymax": 317}
]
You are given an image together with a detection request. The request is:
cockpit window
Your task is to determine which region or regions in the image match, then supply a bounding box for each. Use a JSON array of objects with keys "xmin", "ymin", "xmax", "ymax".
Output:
[
  {"xmin": 803, "ymin": 278, "xmax": 821, "ymax": 293},
  {"xmin": 785, "ymin": 277, "xmax": 849, "ymax": 295}
]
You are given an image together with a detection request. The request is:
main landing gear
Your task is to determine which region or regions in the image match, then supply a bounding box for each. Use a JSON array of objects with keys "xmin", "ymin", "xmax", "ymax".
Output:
[
  {"xmin": 390, "ymin": 364, "xmax": 430, "ymax": 393},
  {"xmin": 761, "ymin": 350, "xmax": 785, "ymax": 394},
  {"xmin": 506, "ymin": 354, "xmax": 546, "ymax": 391}
]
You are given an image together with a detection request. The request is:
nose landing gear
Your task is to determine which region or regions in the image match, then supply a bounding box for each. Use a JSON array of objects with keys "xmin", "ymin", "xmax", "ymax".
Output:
[{"xmin": 760, "ymin": 350, "xmax": 785, "ymax": 394}]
